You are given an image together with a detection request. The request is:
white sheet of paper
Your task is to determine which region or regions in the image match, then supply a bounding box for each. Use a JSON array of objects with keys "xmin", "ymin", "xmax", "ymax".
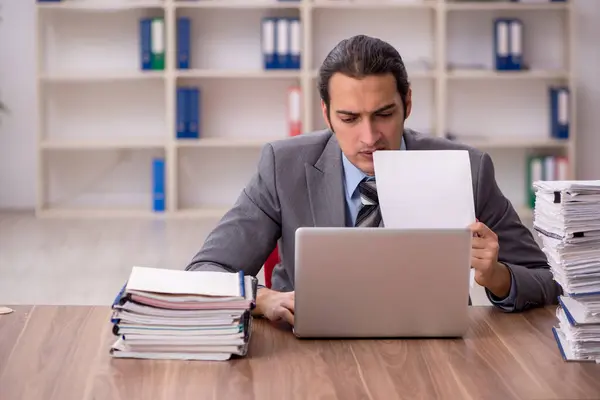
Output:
[
  {"xmin": 126, "ymin": 266, "xmax": 243, "ymax": 297},
  {"xmin": 373, "ymin": 150, "xmax": 476, "ymax": 229},
  {"xmin": 373, "ymin": 150, "xmax": 477, "ymax": 289}
]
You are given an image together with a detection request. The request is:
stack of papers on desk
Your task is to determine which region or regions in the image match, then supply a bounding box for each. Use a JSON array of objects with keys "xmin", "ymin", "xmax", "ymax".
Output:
[
  {"xmin": 532, "ymin": 180, "xmax": 600, "ymax": 362},
  {"xmin": 109, "ymin": 266, "xmax": 257, "ymax": 361}
]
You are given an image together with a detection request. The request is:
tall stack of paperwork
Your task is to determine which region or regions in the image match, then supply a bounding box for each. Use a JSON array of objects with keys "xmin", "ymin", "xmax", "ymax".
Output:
[{"xmin": 533, "ymin": 181, "xmax": 600, "ymax": 362}]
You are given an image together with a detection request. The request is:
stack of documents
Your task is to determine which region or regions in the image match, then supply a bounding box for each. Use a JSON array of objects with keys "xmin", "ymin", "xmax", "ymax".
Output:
[
  {"xmin": 532, "ymin": 180, "xmax": 600, "ymax": 362},
  {"xmin": 109, "ymin": 266, "xmax": 257, "ymax": 361}
]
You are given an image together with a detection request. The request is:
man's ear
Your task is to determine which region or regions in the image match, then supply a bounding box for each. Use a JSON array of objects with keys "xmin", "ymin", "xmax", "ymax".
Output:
[
  {"xmin": 320, "ymin": 99, "xmax": 333, "ymax": 132},
  {"xmin": 404, "ymin": 87, "xmax": 413, "ymax": 120}
]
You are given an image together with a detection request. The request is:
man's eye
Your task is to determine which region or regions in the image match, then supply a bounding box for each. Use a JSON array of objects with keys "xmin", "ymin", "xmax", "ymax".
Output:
[
  {"xmin": 341, "ymin": 117, "xmax": 357, "ymax": 123},
  {"xmin": 378, "ymin": 113, "xmax": 393, "ymax": 118}
]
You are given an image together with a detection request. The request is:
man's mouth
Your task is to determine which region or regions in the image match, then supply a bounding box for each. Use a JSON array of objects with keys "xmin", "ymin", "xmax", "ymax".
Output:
[{"xmin": 360, "ymin": 148, "xmax": 383, "ymax": 155}]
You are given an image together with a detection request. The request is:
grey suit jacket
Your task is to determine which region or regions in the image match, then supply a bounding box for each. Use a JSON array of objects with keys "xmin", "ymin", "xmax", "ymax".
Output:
[{"xmin": 186, "ymin": 129, "xmax": 561, "ymax": 312}]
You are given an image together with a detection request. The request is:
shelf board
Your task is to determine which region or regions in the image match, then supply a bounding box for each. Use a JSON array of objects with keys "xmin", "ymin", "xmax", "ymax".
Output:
[
  {"xmin": 40, "ymin": 70, "xmax": 165, "ymax": 83},
  {"xmin": 176, "ymin": 137, "xmax": 282, "ymax": 148},
  {"xmin": 450, "ymin": 137, "xmax": 569, "ymax": 149},
  {"xmin": 445, "ymin": 1, "xmax": 569, "ymax": 11},
  {"xmin": 176, "ymin": 69, "xmax": 302, "ymax": 79},
  {"xmin": 41, "ymin": 139, "xmax": 166, "ymax": 150},
  {"xmin": 174, "ymin": 0, "xmax": 302, "ymax": 9},
  {"xmin": 37, "ymin": 1, "xmax": 165, "ymax": 11},
  {"xmin": 312, "ymin": 0, "xmax": 436, "ymax": 9},
  {"xmin": 310, "ymin": 69, "xmax": 435, "ymax": 79},
  {"xmin": 447, "ymin": 69, "xmax": 568, "ymax": 80}
]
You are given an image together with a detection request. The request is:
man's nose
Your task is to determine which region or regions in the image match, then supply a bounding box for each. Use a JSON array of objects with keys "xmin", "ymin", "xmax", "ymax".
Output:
[{"xmin": 359, "ymin": 120, "xmax": 379, "ymax": 146}]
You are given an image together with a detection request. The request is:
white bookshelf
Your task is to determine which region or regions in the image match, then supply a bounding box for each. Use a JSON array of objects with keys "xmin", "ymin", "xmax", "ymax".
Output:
[{"xmin": 35, "ymin": 0, "xmax": 575, "ymax": 220}]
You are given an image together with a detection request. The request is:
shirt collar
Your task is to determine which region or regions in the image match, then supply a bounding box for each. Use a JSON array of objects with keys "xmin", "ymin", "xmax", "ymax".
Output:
[{"xmin": 342, "ymin": 136, "xmax": 406, "ymax": 199}]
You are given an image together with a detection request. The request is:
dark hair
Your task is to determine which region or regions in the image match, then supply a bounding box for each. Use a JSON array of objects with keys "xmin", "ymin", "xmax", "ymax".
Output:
[{"xmin": 318, "ymin": 35, "xmax": 410, "ymax": 123}]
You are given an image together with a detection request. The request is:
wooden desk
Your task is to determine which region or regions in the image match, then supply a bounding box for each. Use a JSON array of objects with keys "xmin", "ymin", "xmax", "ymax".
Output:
[{"xmin": 1, "ymin": 305, "xmax": 599, "ymax": 400}]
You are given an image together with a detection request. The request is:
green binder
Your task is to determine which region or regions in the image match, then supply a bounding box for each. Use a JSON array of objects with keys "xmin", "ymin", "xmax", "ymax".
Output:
[
  {"xmin": 151, "ymin": 17, "xmax": 165, "ymax": 70},
  {"xmin": 526, "ymin": 155, "xmax": 544, "ymax": 209}
]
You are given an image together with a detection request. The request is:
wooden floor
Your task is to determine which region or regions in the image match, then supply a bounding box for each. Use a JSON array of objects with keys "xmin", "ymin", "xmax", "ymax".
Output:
[{"xmin": 0, "ymin": 210, "xmax": 508, "ymax": 306}]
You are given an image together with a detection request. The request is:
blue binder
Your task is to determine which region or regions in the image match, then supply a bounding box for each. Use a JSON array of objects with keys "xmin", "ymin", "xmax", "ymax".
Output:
[
  {"xmin": 493, "ymin": 18, "xmax": 510, "ymax": 71},
  {"xmin": 188, "ymin": 87, "xmax": 200, "ymax": 139},
  {"xmin": 262, "ymin": 18, "xmax": 277, "ymax": 69},
  {"xmin": 549, "ymin": 86, "xmax": 569, "ymax": 139},
  {"xmin": 177, "ymin": 17, "xmax": 191, "ymax": 69},
  {"xmin": 176, "ymin": 87, "xmax": 189, "ymax": 139},
  {"xmin": 152, "ymin": 158, "xmax": 165, "ymax": 212},
  {"xmin": 140, "ymin": 18, "xmax": 153, "ymax": 70},
  {"xmin": 275, "ymin": 18, "xmax": 290, "ymax": 69},
  {"xmin": 289, "ymin": 18, "xmax": 301, "ymax": 70},
  {"xmin": 508, "ymin": 18, "xmax": 523, "ymax": 70}
]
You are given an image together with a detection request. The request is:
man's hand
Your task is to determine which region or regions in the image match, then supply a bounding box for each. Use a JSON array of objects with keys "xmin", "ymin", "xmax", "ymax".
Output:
[
  {"xmin": 469, "ymin": 221, "xmax": 512, "ymax": 299},
  {"xmin": 254, "ymin": 288, "xmax": 295, "ymax": 326}
]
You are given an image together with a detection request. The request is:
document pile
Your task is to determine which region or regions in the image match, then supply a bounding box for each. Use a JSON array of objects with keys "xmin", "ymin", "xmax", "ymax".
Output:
[
  {"xmin": 109, "ymin": 266, "xmax": 257, "ymax": 361},
  {"xmin": 532, "ymin": 180, "xmax": 600, "ymax": 362}
]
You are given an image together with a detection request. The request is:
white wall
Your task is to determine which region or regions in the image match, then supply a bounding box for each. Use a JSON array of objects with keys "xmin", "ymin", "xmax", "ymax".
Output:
[
  {"xmin": 0, "ymin": 0, "xmax": 37, "ymax": 208},
  {"xmin": 0, "ymin": 0, "xmax": 598, "ymax": 210}
]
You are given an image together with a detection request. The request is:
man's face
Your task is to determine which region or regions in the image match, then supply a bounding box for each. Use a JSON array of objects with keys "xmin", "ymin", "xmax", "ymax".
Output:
[{"xmin": 321, "ymin": 72, "xmax": 412, "ymax": 176}]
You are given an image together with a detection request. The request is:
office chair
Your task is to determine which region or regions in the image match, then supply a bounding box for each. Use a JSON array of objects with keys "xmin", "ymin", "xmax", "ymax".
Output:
[{"xmin": 263, "ymin": 245, "xmax": 279, "ymax": 289}]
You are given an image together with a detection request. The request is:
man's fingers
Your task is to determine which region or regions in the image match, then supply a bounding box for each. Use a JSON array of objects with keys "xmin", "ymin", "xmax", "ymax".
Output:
[
  {"xmin": 469, "ymin": 221, "xmax": 496, "ymax": 239},
  {"xmin": 273, "ymin": 307, "xmax": 295, "ymax": 326},
  {"xmin": 471, "ymin": 248, "xmax": 494, "ymax": 261},
  {"xmin": 281, "ymin": 309, "xmax": 295, "ymax": 326},
  {"xmin": 471, "ymin": 237, "xmax": 488, "ymax": 249},
  {"xmin": 281, "ymin": 298, "xmax": 295, "ymax": 312}
]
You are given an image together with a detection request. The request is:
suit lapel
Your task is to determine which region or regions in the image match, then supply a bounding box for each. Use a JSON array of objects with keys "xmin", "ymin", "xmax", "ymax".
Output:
[
  {"xmin": 402, "ymin": 129, "xmax": 418, "ymax": 150},
  {"xmin": 305, "ymin": 134, "xmax": 346, "ymax": 227}
]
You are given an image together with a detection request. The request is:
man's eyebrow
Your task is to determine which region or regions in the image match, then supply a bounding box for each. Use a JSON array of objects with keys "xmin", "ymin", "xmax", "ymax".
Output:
[{"xmin": 335, "ymin": 103, "xmax": 397, "ymax": 116}]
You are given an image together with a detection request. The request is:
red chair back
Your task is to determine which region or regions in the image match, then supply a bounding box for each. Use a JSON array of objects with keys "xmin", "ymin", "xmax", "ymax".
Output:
[{"xmin": 264, "ymin": 245, "xmax": 279, "ymax": 289}]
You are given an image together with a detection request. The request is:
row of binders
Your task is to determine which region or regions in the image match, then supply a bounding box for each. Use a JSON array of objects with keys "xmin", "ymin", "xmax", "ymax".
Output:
[
  {"xmin": 139, "ymin": 16, "xmax": 302, "ymax": 71},
  {"xmin": 262, "ymin": 17, "xmax": 302, "ymax": 70},
  {"xmin": 526, "ymin": 155, "xmax": 569, "ymax": 209},
  {"xmin": 140, "ymin": 17, "xmax": 191, "ymax": 70},
  {"xmin": 110, "ymin": 266, "xmax": 257, "ymax": 361},
  {"xmin": 532, "ymin": 180, "xmax": 600, "ymax": 363},
  {"xmin": 493, "ymin": 17, "xmax": 523, "ymax": 71},
  {"xmin": 140, "ymin": 18, "xmax": 165, "ymax": 71}
]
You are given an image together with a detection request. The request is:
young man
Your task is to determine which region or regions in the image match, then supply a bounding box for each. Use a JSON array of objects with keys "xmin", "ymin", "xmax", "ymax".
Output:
[{"xmin": 185, "ymin": 35, "xmax": 560, "ymax": 326}]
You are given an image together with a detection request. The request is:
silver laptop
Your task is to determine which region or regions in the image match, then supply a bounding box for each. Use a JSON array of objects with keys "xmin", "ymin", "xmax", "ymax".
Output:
[{"xmin": 293, "ymin": 227, "xmax": 472, "ymax": 338}]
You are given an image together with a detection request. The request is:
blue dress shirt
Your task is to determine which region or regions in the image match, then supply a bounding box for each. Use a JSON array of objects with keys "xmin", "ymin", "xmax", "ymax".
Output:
[{"xmin": 339, "ymin": 136, "xmax": 517, "ymax": 307}]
